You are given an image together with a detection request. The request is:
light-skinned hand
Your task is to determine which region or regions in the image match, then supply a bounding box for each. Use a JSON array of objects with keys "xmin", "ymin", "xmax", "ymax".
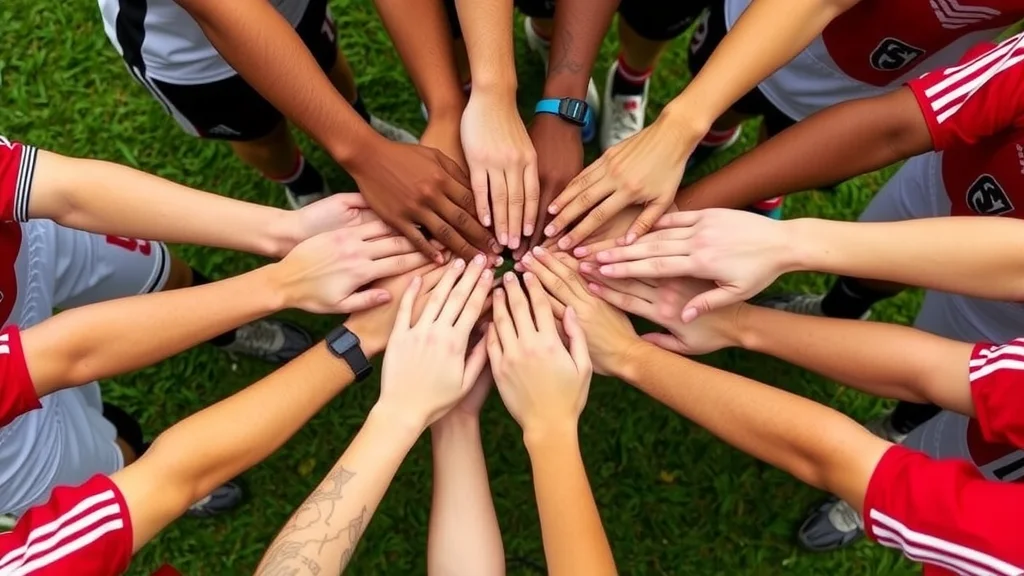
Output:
[
  {"xmin": 292, "ymin": 192, "xmax": 378, "ymax": 241},
  {"xmin": 487, "ymin": 271, "xmax": 592, "ymax": 436}
]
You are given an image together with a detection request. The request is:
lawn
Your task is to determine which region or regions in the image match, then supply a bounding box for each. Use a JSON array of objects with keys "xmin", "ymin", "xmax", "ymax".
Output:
[{"xmin": 0, "ymin": 1, "xmax": 926, "ymax": 574}]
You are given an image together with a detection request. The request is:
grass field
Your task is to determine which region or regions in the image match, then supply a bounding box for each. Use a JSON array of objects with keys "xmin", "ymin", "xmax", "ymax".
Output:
[{"xmin": 0, "ymin": 1, "xmax": 930, "ymax": 574}]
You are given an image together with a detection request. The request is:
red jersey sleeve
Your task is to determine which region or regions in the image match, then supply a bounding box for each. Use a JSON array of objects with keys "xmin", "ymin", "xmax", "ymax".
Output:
[
  {"xmin": 968, "ymin": 338, "xmax": 1024, "ymax": 449},
  {"xmin": 864, "ymin": 445, "xmax": 1024, "ymax": 576},
  {"xmin": 0, "ymin": 475, "xmax": 134, "ymax": 576},
  {"xmin": 0, "ymin": 137, "xmax": 37, "ymax": 222},
  {"xmin": 907, "ymin": 33, "xmax": 1024, "ymax": 151},
  {"xmin": 0, "ymin": 325, "xmax": 41, "ymax": 428}
]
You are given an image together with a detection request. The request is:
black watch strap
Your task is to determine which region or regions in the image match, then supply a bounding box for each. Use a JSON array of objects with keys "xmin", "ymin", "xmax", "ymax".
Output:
[{"xmin": 325, "ymin": 325, "xmax": 373, "ymax": 382}]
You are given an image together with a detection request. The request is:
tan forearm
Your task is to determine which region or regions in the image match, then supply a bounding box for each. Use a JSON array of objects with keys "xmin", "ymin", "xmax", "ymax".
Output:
[{"xmin": 454, "ymin": 0, "xmax": 516, "ymax": 94}]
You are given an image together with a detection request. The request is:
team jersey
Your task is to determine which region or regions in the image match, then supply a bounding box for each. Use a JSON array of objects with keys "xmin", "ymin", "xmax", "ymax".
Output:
[
  {"xmin": 723, "ymin": 0, "xmax": 1024, "ymax": 121},
  {"xmin": 864, "ymin": 339, "xmax": 1024, "ymax": 576},
  {"xmin": 0, "ymin": 474, "xmax": 133, "ymax": 576},
  {"xmin": 907, "ymin": 34, "xmax": 1024, "ymax": 218},
  {"xmin": 97, "ymin": 0, "xmax": 311, "ymax": 85},
  {"xmin": 0, "ymin": 325, "xmax": 40, "ymax": 428},
  {"xmin": 0, "ymin": 138, "xmax": 42, "ymax": 328}
]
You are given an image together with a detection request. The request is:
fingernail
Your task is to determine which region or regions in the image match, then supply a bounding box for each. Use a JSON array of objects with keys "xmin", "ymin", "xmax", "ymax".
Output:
[
  {"xmin": 548, "ymin": 204, "xmax": 559, "ymax": 214},
  {"xmin": 435, "ymin": 254, "xmax": 445, "ymax": 264},
  {"xmin": 544, "ymin": 224, "xmax": 556, "ymax": 237},
  {"xmin": 378, "ymin": 292, "xmax": 391, "ymax": 303},
  {"xmin": 587, "ymin": 282, "xmax": 601, "ymax": 293},
  {"xmin": 509, "ymin": 236, "xmax": 520, "ymax": 250},
  {"xmin": 595, "ymin": 251, "xmax": 609, "ymax": 263},
  {"xmin": 579, "ymin": 262, "xmax": 595, "ymax": 274},
  {"xmin": 626, "ymin": 233, "xmax": 638, "ymax": 245},
  {"xmin": 514, "ymin": 262, "xmax": 525, "ymax": 272},
  {"xmin": 483, "ymin": 269, "xmax": 494, "ymax": 280},
  {"xmin": 472, "ymin": 254, "xmax": 485, "ymax": 265},
  {"xmin": 524, "ymin": 223, "xmax": 534, "ymax": 236},
  {"xmin": 573, "ymin": 246, "xmax": 589, "ymax": 257},
  {"xmin": 483, "ymin": 215, "xmax": 491, "ymax": 226},
  {"xmin": 682, "ymin": 308, "xmax": 697, "ymax": 323},
  {"xmin": 499, "ymin": 233, "xmax": 508, "ymax": 246},
  {"xmin": 522, "ymin": 253, "xmax": 533, "ymax": 264},
  {"xmin": 490, "ymin": 241, "xmax": 503, "ymax": 254},
  {"xmin": 454, "ymin": 258, "xmax": 466, "ymax": 269},
  {"xmin": 557, "ymin": 236, "xmax": 571, "ymax": 250},
  {"xmin": 533, "ymin": 246, "xmax": 546, "ymax": 256},
  {"xmin": 523, "ymin": 271, "xmax": 535, "ymax": 282},
  {"xmin": 503, "ymin": 271, "xmax": 515, "ymax": 283},
  {"xmin": 599, "ymin": 265, "xmax": 613, "ymax": 275},
  {"xmin": 494, "ymin": 255, "xmax": 504, "ymax": 267}
]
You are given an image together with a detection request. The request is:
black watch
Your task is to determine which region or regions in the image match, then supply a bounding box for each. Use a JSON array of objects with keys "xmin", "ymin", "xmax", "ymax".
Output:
[
  {"xmin": 534, "ymin": 97, "xmax": 592, "ymax": 127},
  {"xmin": 325, "ymin": 325, "xmax": 373, "ymax": 382}
]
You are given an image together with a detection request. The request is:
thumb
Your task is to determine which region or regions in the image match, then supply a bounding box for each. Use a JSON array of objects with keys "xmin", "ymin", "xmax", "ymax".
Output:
[
  {"xmin": 337, "ymin": 289, "xmax": 392, "ymax": 313},
  {"xmin": 641, "ymin": 332, "xmax": 687, "ymax": 354},
  {"xmin": 681, "ymin": 287, "xmax": 739, "ymax": 323},
  {"xmin": 625, "ymin": 201, "xmax": 669, "ymax": 245}
]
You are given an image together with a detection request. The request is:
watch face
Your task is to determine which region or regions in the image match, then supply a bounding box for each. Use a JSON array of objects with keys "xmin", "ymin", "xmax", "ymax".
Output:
[
  {"xmin": 332, "ymin": 331, "xmax": 359, "ymax": 354},
  {"xmin": 558, "ymin": 98, "xmax": 588, "ymax": 126}
]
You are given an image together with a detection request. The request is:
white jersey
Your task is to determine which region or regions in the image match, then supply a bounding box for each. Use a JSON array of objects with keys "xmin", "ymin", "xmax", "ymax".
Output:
[{"xmin": 98, "ymin": 0, "xmax": 311, "ymax": 85}]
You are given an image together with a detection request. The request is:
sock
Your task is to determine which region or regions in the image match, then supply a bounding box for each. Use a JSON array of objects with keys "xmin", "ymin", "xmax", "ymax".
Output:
[
  {"xmin": 700, "ymin": 126, "xmax": 741, "ymax": 148},
  {"xmin": 351, "ymin": 93, "xmax": 372, "ymax": 123},
  {"xmin": 820, "ymin": 276, "xmax": 893, "ymax": 320},
  {"xmin": 751, "ymin": 197, "xmax": 783, "ymax": 212},
  {"xmin": 889, "ymin": 401, "xmax": 941, "ymax": 434},
  {"xmin": 612, "ymin": 54, "xmax": 652, "ymax": 96},
  {"xmin": 530, "ymin": 19, "xmax": 552, "ymax": 44},
  {"xmin": 267, "ymin": 152, "xmax": 327, "ymax": 198},
  {"xmin": 192, "ymin": 269, "xmax": 237, "ymax": 346}
]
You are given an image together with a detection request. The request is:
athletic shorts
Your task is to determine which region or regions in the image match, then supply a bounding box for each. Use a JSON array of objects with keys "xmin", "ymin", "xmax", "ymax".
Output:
[
  {"xmin": 123, "ymin": 0, "xmax": 339, "ymax": 142},
  {"xmin": 687, "ymin": 1, "xmax": 796, "ymax": 138},
  {"xmin": 0, "ymin": 220, "xmax": 170, "ymax": 517},
  {"xmin": 444, "ymin": 0, "xmax": 708, "ymax": 42}
]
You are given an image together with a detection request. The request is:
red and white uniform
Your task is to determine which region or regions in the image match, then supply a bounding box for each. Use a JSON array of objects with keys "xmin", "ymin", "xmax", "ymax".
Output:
[
  {"xmin": 723, "ymin": 0, "xmax": 1024, "ymax": 121},
  {"xmin": 0, "ymin": 139, "xmax": 170, "ymax": 517},
  {"xmin": 864, "ymin": 340, "xmax": 1024, "ymax": 576}
]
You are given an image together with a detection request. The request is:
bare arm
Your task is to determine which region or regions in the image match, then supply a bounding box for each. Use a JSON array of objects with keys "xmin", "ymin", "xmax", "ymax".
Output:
[
  {"xmin": 454, "ymin": 0, "xmax": 516, "ymax": 95},
  {"xmin": 675, "ymin": 88, "xmax": 932, "ymax": 210},
  {"xmin": 542, "ymin": 0, "xmax": 617, "ymax": 101}
]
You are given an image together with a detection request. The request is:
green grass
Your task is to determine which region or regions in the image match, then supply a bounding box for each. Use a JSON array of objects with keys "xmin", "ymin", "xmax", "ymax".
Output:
[{"xmin": 1, "ymin": 2, "xmax": 925, "ymax": 574}]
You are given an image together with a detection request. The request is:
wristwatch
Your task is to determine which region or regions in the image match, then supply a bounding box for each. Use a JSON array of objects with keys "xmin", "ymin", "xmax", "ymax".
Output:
[
  {"xmin": 535, "ymin": 97, "xmax": 592, "ymax": 128},
  {"xmin": 325, "ymin": 325, "xmax": 373, "ymax": 382}
]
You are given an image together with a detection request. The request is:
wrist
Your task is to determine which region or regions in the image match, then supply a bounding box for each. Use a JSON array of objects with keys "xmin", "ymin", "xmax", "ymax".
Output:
[
  {"xmin": 662, "ymin": 94, "xmax": 715, "ymax": 139},
  {"xmin": 733, "ymin": 303, "xmax": 760, "ymax": 351},
  {"xmin": 608, "ymin": 338, "xmax": 651, "ymax": 383},
  {"xmin": 658, "ymin": 100, "xmax": 711, "ymax": 160},
  {"xmin": 431, "ymin": 411, "xmax": 480, "ymax": 439},
  {"xmin": 328, "ymin": 119, "xmax": 386, "ymax": 169},
  {"xmin": 470, "ymin": 80, "xmax": 518, "ymax": 109},
  {"xmin": 264, "ymin": 209, "xmax": 304, "ymax": 259},
  {"xmin": 341, "ymin": 316, "xmax": 386, "ymax": 358},
  {"xmin": 423, "ymin": 91, "xmax": 468, "ymax": 122},
  {"xmin": 541, "ymin": 76, "xmax": 589, "ymax": 102},
  {"xmin": 366, "ymin": 403, "xmax": 425, "ymax": 445},
  {"xmin": 523, "ymin": 420, "xmax": 579, "ymax": 455},
  {"xmin": 785, "ymin": 218, "xmax": 823, "ymax": 274}
]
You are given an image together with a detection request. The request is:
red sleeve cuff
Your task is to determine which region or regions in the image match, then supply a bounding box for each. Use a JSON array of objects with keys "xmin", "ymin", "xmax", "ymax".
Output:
[
  {"xmin": 0, "ymin": 326, "xmax": 41, "ymax": 428},
  {"xmin": 862, "ymin": 444, "xmax": 912, "ymax": 542},
  {"xmin": 906, "ymin": 81, "xmax": 947, "ymax": 151}
]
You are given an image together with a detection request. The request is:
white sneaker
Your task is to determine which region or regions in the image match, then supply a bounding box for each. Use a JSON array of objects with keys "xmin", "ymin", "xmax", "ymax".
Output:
[
  {"xmin": 523, "ymin": 17, "xmax": 601, "ymax": 118},
  {"xmin": 599, "ymin": 61, "xmax": 649, "ymax": 150},
  {"xmin": 284, "ymin": 176, "xmax": 331, "ymax": 210},
  {"xmin": 370, "ymin": 115, "xmax": 419, "ymax": 144},
  {"xmin": 754, "ymin": 293, "xmax": 872, "ymax": 321}
]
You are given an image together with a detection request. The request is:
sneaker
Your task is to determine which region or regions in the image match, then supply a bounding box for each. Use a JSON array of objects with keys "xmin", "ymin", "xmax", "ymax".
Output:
[
  {"xmin": 284, "ymin": 178, "xmax": 331, "ymax": 210},
  {"xmin": 754, "ymin": 293, "xmax": 872, "ymax": 321},
  {"xmin": 600, "ymin": 61, "xmax": 649, "ymax": 150},
  {"xmin": 0, "ymin": 514, "xmax": 15, "ymax": 531},
  {"xmin": 219, "ymin": 318, "xmax": 313, "ymax": 364},
  {"xmin": 864, "ymin": 410, "xmax": 909, "ymax": 444},
  {"xmin": 749, "ymin": 197, "xmax": 784, "ymax": 221},
  {"xmin": 187, "ymin": 480, "xmax": 244, "ymax": 518},
  {"xmin": 685, "ymin": 126, "xmax": 743, "ymax": 171},
  {"xmin": 370, "ymin": 115, "xmax": 419, "ymax": 144}
]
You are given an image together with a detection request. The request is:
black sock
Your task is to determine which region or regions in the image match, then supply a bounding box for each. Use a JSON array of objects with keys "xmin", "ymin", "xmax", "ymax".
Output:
[
  {"xmin": 351, "ymin": 93, "xmax": 372, "ymax": 123},
  {"xmin": 281, "ymin": 158, "xmax": 327, "ymax": 198},
  {"xmin": 889, "ymin": 401, "xmax": 941, "ymax": 434},
  {"xmin": 192, "ymin": 269, "xmax": 237, "ymax": 346},
  {"xmin": 612, "ymin": 56, "xmax": 650, "ymax": 97},
  {"xmin": 819, "ymin": 276, "xmax": 893, "ymax": 319}
]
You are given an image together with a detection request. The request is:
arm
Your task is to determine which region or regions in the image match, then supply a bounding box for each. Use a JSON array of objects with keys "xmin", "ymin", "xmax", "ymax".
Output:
[
  {"xmin": 675, "ymin": 88, "xmax": 931, "ymax": 210},
  {"xmin": 455, "ymin": 0, "xmax": 515, "ymax": 97}
]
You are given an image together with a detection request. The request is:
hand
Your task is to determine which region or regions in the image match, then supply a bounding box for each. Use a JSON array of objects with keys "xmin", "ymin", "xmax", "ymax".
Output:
[
  {"xmin": 293, "ymin": 192, "xmax": 379, "ymax": 240},
  {"xmin": 544, "ymin": 115, "xmax": 695, "ymax": 251},
  {"xmin": 271, "ymin": 220, "xmax": 429, "ymax": 314},
  {"xmin": 515, "ymin": 114, "xmax": 584, "ymax": 260},
  {"xmin": 487, "ymin": 271, "xmax": 592, "ymax": 436},
  {"xmin": 592, "ymin": 209, "xmax": 793, "ymax": 322},
  {"xmin": 379, "ymin": 254, "xmax": 494, "ymax": 428},
  {"xmin": 461, "ymin": 90, "xmax": 540, "ymax": 251},
  {"xmin": 447, "ymin": 364, "xmax": 494, "ymax": 418},
  {"xmin": 579, "ymin": 271, "xmax": 742, "ymax": 355},
  {"xmin": 348, "ymin": 139, "xmax": 499, "ymax": 263},
  {"xmin": 520, "ymin": 247, "xmax": 638, "ymax": 376},
  {"xmin": 422, "ymin": 114, "xmax": 468, "ymax": 173}
]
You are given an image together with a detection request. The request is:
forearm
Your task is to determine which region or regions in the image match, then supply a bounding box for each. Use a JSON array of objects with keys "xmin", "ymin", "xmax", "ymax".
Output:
[
  {"xmin": 541, "ymin": 0, "xmax": 618, "ymax": 100},
  {"xmin": 675, "ymin": 89, "xmax": 931, "ymax": 210},
  {"xmin": 256, "ymin": 408, "xmax": 420, "ymax": 575},
  {"xmin": 375, "ymin": 0, "xmax": 466, "ymax": 119},
  {"xmin": 174, "ymin": 0, "xmax": 377, "ymax": 163},
  {"xmin": 734, "ymin": 305, "xmax": 975, "ymax": 415},
  {"xmin": 789, "ymin": 217, "xmax": 1024, "ymax": 300},
  {"xmin": 616, "ymin": 342, "xmax": 890, "ymax": 510},
  {"xmin": 663, "ymin": 0, "xmax": 860, "ymax": 136},
  {"xmin": 454, "ymin": 0, "xmax": 516, "ymax": 94},
  {"xmin": 21, "ymin": 265, "xmax": 287, "ymax": 398},
  {"xmin": 428, "ymin": 415, "xmax": 505, "ymax": 576},
  {"xmin": 29, "ymin": 152, "xmax": 298, "ymax": 258},
  {"xmin": 526, "ymin": 429, "xmax": 615, "ymax": 576}
]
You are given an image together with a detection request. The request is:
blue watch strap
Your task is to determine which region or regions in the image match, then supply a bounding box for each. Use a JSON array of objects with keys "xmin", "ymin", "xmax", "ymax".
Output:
[{"xmin": 534, "ymin": 99, "xmax": 562, "ymax": 116}]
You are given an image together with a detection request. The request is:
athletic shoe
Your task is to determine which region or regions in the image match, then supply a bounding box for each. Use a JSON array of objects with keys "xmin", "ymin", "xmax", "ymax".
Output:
[
  {"xmin": 754, "ymin": 293, "xmax": 872, "ymax": 321},
  {"xmin": 524, "ymin": 17, "xmax": 600, "ymax": 143},
  {"xmin": 219, "ymin": 318, "xmax": 313, "ymax": 364},
  {"xmin": 600, "ymin": 61, "xmax": 649, "ymax": 150},
  {"xmin": 284, "ymin": 178, "xmax": 331, "ymax": 210},
  {"xmin": 187, "ymin": 480, "xmax": 245, "ymax": 518},
  {"xmin": 748, "ymin": 196, "xmax": 784, "ymax": 221},
  {"xmin": 0, "ymin": 514, "xmax": 14, "ymax": 531},
  {"xmin": 370, "ymin": 115, "xmax": 419, "ymax": 144},
  {"xmin": 685, "ymin": 126, "xmax": 743, "ymax": 171},
  {"xmin": 797, "ymin": 412, "xmax": 906, "ymax": 551}
]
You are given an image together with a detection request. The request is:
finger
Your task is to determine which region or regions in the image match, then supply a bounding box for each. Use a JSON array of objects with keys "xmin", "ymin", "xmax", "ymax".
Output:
[
  {"xmin": 506, "ymin": 167, "xmax": 525, "ymax": 251},
  {"xmin": 492, "ymin": 288, "xmax": 519, "ymax": 347},
  {"xmin": 581, "ymin": 269, "xmax": 658, "ymax": 302},
  {"xmin": 586, "ymin": 281, "xmax": 655, "ymax": 321},
  {"xmin": 520, "ymin": 249, "xmax": 576, "ymax": 307},
  {"xmin": 338, "ymin": 192, "xmax": 369, "ymax": 209},
  {"xmin": 469, "ymin": 163, "xmax": 492, "ymax": 228},
  {"xmin": 522, "ymin": 161, "xmax": 540, "ymax": 238},
  {"xmin": 485, "ymin": 323, "xmax": 504, "ymax": 369},
  {"xmin": 531, "ymin": 247, "xmax": 590, "ymax": 300},
  {"xmin": 456, "ymin": 271, "xmax": 494, "ymax": 334},
  {"xmin": 365, "ymin": 251, "xmax": 430, "ymax": 281},
  {"xmin": 335, "ymin": 289, "xmax": 392, "ymax": 313},
  {"xmin": 364, "ymin": 235, "xmax": 420, "ymax": 260},
  {"xmin": 420, "ymin": 209, "xmax": 482, "ymax": 263},
  {"xmin": 501, "ymin": 272, "xmax": 536, "ymax": 335},
  {"xmin": 651, "ymin": 210, "xmax": 703, "ymax": 231},
  {"xmin": 682, "ymin": 287, "xmax": 741, "ymax": 324},
  {"xmin": 395, "ymin": 275, "xmax": 423, "ymax": 331},
  {"xmin": 547, "ymin": 292, "xmax": 567, "ymax": 319},
  {"xmin": 545, "ymin": 183, "xmax": 614, "ymax": 241},
  {"xmin": 462, "ymin": 338, "xmax": 489, "ymax": 391},
  {"xmin": 438, "ymin": 149, "xmax": 473, "ymax": 190},
  {"xmin": 641, "ymin": 332, "xmax": 688, "ymax": 354},
  {"xmin": 438, "ymin": 254, "xmax": 488, "ymax": 325},
  {"xmin": 522, "ymin": 271, "xmax": 556, "ymax": 335},
  {"xmin": 593, "ymin": 237, "xmax": 693, "ymax": 265},
  {"xmin": 598, "ymin": 256, "xmax": 695, "ymax": 279},
  {"xmin": 399, "ymin": 222, "xmax": 444, "ymax": 264},
  {"xmin": 491, "ymin": 169, "xmax": 510, "ymax": 247},
  {"xmin": 572, "ymin": 237, "xmax": 619, "ymax": 260},
  {"xmin": 437, "ymin": 194, "xmax": 500, "ymax": 255},
  {"xmin": 556, "ymin": 193, "xmax": 630, "ymax": 252},
  {"xmin": 563, "ymin": 306, "xmax": 592, "ymax": 374},
  {"xmin": 549, "ymin": 158, "xmax": 605, "ymax": 216},
  {"xmin": 624, "ymin": 201, "xmax": 672, "ymax": 245},
  {"xmin": 353, "ymin": 219, "xmax": 394, "ymax": 241},
  {"xmin": 420, "ymin": 258, "xmax": 466, "ymax": 324}
]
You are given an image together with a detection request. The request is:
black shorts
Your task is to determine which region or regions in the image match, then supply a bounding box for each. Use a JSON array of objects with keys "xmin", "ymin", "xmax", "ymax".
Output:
[
  {"xmin": 687, "ymin": 1, "xmax": 795, "ymax": 138},
  {"xmin": 444, "ymin": 0, "xmax": 711, "ymax": 42},
  {"xmin": 139, "ymin": 0, "xmax": 338, "ymax": 141}
]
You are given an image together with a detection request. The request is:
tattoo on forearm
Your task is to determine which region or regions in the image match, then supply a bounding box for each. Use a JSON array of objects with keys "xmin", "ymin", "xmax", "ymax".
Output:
[
  {"xmin": 255, "ymin": 466, "xmax": 371, "ymax": 576},
  {"xmin": 548, "ymin": 29, "xmax": 583, "ymax": 77}
]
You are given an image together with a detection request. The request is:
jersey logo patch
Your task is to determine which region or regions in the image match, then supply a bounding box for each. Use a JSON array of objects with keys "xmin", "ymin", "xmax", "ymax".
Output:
[
  {"xmin": 930, "ymin": 0, "xmax": 1001, "ymax": 30},
  {"xmin": 869, "ymin": 38, "xmax": 926, "ymax": 71},
  {"xmin": 967, "ymin": 174, "xmax": 1015, "ymax": 216}
]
